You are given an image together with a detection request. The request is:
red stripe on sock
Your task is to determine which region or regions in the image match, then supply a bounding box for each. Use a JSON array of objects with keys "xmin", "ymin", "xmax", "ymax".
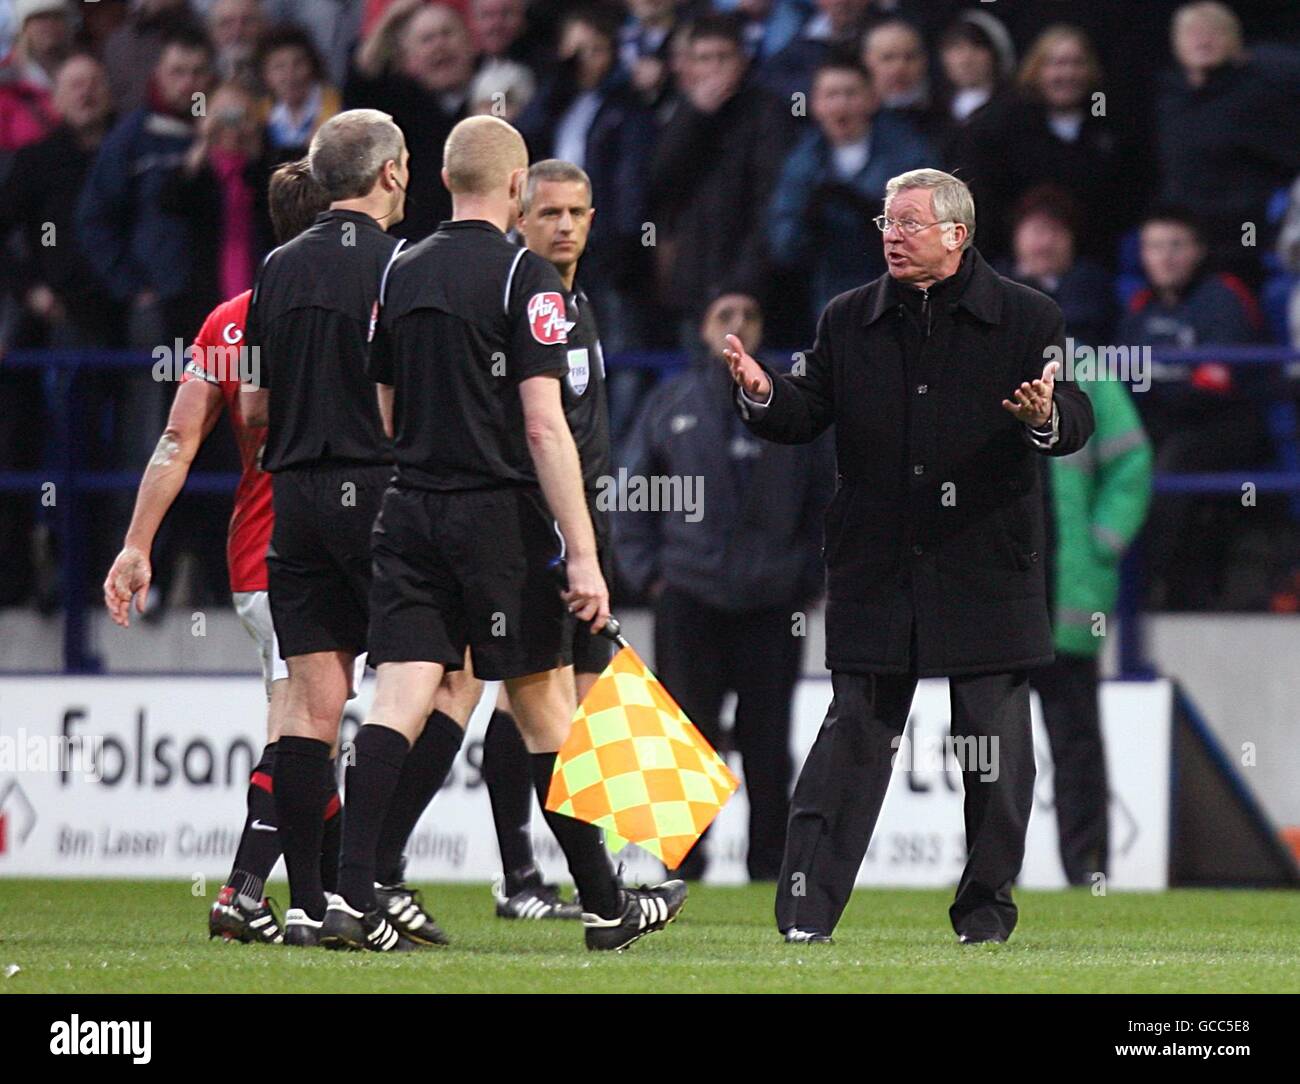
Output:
[
  {"xmin": 251, "ymin": 771, "xmax": 274, "ymax": 794},
  {"xmin": 323, "ymin": 793, "xmax": 341, "ymax": 820}
]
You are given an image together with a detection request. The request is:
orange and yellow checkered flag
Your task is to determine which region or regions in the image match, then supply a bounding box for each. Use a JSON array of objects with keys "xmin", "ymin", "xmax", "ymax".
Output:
[{"xmin": 544, "ymin": 644, "xmax": 740, "ymax": 869}]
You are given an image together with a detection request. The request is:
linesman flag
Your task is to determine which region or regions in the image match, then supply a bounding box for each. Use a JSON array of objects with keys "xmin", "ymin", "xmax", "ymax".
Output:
[{"xmin": 545, "ymin": 636, "xmax": 740, "ymax": 869}]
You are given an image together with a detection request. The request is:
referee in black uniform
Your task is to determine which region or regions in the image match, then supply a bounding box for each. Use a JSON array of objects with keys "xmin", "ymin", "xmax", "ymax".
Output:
[
  {"xmin": 241, "ymin": 108, "xmax": 407, "ymax": 947},
  {"xmin": 482, "ymin": 159, "xmax": 615, "ymax": 921},
  {"xmin": 321, "ymin": 117, "xmax": 685, "ymax": 953}
]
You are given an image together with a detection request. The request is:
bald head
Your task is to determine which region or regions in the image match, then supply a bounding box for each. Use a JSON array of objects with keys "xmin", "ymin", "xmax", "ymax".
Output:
[{"xmin": 442, "ymin": 115, "xmax": 528, "ymax": 198}]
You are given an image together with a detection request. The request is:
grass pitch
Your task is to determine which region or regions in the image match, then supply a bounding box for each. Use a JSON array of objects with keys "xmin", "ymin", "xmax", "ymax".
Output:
[{"xmin": 2, "ymin": 880, "xmax": 1298, "ymax": 994}]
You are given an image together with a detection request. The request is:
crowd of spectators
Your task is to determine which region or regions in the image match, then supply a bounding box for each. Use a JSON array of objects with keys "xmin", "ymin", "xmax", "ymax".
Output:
[{"xmin": 2, "ymin": 0, "xmax": 1300, "ymax": 614}]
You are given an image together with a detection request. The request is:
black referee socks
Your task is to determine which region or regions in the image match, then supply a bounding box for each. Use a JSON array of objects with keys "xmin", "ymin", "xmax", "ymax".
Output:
[
  {"xmin": 274, "ymin": 736, "xmax": 333, "ymax": 919},
  {"xmin": 228, "ymin": 741, "xmax": 279, "ymax": 909},
  {"xmin": 337, "ymin": 724, "xmax": 411, "ymax": 911},
  {"xmin": 319, "ymin": 773, "xmax": 343, "ymax": 896},
  {"xmin": 483, "ymin": 708, "xmax": 538, "ymax": 890},
  {"xmin": 530, "ymin": 752, "xmax": 621, "ymax": 919},
  {"xmin": 374, "ymin": 711, "xmax": 464, "ymax": 886}
]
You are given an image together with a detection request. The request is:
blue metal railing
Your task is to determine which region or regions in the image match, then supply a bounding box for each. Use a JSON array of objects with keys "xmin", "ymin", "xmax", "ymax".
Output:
[{"xmin": 2, "ymin": 344, "xmax": 1299, "ymax": 674}]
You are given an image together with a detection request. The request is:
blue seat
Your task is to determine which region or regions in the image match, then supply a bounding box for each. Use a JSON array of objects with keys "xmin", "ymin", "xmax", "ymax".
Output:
[{"xmin": 1261, "ymin": 273, "xmax": 1296, "ymax": 345}]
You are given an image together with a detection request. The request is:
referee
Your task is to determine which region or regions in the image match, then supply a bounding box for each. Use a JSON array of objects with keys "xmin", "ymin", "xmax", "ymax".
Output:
[
  {"xmin": 321, "ymin": 117, "xmax": 685, "ymax": 953},
  {"xmin": 483, "ymin": 159, "xmax": 614, "ymax": 921},
  {"xmin": 241, "ymin": 109, "xmax": 408, "ymax": 947}
]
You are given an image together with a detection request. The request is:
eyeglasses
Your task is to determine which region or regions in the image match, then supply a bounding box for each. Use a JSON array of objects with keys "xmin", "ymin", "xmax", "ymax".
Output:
[{"xmin": 872, "ymin": 215, "xmax": 952, "ymax": 236}]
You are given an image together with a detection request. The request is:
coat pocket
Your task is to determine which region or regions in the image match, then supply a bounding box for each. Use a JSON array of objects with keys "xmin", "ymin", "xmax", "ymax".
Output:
[{"xmin": 994, "ymin": 501, "xmax": 1034, "ymax": 572}]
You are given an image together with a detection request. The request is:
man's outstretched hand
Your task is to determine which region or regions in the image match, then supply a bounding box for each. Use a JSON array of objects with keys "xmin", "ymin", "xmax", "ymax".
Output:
[
  {"xmin": 722, "ymin": 333, "xmax": 771, "ymax": 402},
  {"xmin": 1002, "ymin": 360, "xmax": 1058, "ymax": 428}
]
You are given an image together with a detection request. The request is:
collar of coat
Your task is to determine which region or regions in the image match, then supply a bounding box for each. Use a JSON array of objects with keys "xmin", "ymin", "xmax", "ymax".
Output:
[{"xmin": 863, "ymin": 247, "xmax": 1004, "ymax": 327}]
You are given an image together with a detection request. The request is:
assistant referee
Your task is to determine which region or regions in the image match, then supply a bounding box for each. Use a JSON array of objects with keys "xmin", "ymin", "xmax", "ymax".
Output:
[
  {"xmin": 483, "ymin": 159, "xmax": 617, "ymax": 921},
  {"xmin": 241, "ymin": 108, "xmax": 406, "ymax": 946}
]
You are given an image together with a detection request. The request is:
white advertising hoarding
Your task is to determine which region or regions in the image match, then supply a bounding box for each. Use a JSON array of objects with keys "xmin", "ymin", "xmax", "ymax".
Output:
[{"xmin": 0, "ymin": 676, "xmax": 1171, "ymax": 888}]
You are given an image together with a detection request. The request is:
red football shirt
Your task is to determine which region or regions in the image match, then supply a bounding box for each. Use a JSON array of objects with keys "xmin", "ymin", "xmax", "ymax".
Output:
[{"xmin": 180, "ymin": 290, "xmax": 272, "ymax": 593}]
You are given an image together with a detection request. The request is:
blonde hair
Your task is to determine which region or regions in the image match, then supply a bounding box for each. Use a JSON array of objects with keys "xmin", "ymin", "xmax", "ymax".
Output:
[
  {"xmin": 442, "ymin": 115, "xmax": 527, "ymax": 196},
  {"xmin": 884, "ymin": 168, "xmax": 976, "ymax": 250},
  {"xmin": 1017, "ymin": 25, "xmax": 1103, "ymax": 99}
]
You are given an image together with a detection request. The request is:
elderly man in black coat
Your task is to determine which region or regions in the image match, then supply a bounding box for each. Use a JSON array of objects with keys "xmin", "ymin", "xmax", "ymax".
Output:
[{"xmin": 723, "ymin": 167, "xmax": 1094, "ymax": 945}]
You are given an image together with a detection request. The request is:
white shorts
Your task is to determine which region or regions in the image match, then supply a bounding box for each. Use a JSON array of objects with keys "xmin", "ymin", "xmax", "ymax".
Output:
[{"xmin": 233, "ymin": 590, "xmax": 367, "ymax": 701}]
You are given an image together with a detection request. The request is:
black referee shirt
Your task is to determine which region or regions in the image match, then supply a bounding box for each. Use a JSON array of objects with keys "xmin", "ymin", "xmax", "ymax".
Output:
[
  {"xmin": 367, "ymin": 218, "xmax": 575, "ymax": 492},
  {"xmin": 560, "ymin": 284, "xmax": 611, "ymax": 493},
  {"xmin": 246, "ymin": 208, "xmax": 400, "ymax": 473}
]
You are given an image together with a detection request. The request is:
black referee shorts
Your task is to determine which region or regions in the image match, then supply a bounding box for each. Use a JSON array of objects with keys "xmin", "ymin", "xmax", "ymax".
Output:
[
  {"xmin": 267, "ymin": 462, "xmax": 390, "ymax": 659},
  {"xmin": 367, "ymin": 485, "xmax": 575, "ymax": 681},
  {"xmin": 571, "ymin": 506, "xmax": 615, "ymax": 676}
]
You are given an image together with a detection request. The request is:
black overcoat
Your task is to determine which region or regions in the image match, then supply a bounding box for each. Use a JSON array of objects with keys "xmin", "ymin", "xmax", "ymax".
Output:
[{"xmin": 739, "ymin": 248, "xmax": 1095, "ymax": 676}]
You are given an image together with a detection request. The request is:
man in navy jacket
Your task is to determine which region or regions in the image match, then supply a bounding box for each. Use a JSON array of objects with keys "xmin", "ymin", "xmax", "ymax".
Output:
[{"xmin": 618, "ymin": 290, "xmax": 833, "ymax": 881}]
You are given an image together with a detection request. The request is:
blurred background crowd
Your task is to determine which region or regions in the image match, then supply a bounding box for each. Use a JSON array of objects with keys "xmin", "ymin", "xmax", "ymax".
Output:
[{"xmin": 2, "ymin": 0, "xmax": 1300, "ymax": 620}]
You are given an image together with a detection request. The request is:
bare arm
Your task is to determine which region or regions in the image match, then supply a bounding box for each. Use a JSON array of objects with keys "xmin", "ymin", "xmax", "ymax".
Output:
[
  {"xmin": 377, "ymin": 383, "xmax": 394, "ymax": 439},
  {"xmin": 104, "ymin": 379, "xmax": 225, "ymax": 626},
  {"xmin": 519, "ymin": 374, "xmax": 608, "ymax": 630}
]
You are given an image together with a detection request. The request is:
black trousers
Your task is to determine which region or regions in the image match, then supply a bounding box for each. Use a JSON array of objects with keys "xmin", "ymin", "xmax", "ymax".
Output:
[
  {"xmin": 775, "ymin": 668, "xmax": 1035, "ymax": 939},
  {"xmin": 653, "ymin": 588, "xmax": 802, "ymax": 880},
  {"xmin": 0, "ymin": 367, "xmax": 42, "ymax": 606},
  {"xmin": 1029, "ymin": 653, "xmax": 1109, "ymax": 885}
]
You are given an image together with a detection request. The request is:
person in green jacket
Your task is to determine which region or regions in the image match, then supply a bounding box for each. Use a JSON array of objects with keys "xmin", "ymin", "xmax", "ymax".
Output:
[{"xmin": 1031, "ymin": 374, "xmax": 1152, "ymax": 885}]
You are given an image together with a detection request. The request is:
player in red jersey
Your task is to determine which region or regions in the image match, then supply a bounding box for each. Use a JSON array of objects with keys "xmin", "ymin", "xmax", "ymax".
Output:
[{"xmin": 103, "ymin": 159, "xmax": 340, "ymax": 944}]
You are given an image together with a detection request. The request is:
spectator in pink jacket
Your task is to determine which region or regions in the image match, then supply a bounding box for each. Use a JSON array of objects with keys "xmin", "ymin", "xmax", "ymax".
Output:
[{"xmin": 0, "ymin": 0, "xmax": 71, "ymax": 157}]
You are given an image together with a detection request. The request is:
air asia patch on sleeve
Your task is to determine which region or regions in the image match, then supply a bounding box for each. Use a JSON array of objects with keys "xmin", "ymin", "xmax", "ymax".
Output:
[
  {"xmin": 367, "ymin": 300, "xmax": 379, "ymax": 343},
  {"xmin": 527, "ymin": 292, "xmax": 569, "ymax": 345}
]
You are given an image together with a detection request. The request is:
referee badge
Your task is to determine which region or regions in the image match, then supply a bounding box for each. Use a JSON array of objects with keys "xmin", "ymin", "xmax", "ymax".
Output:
[{"xmin": 566, "ymin": 348, "xmax": 590, "ymax": 395}]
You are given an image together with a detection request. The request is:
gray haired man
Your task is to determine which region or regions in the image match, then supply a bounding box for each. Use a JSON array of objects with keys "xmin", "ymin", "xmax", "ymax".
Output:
[
  {"xmin": 240, "ymin": 108, "xmax": 415, "ymax": 947},
  {"xmin": 723, "ymin": 168, "xmax": 1095, "ymax": 944}
]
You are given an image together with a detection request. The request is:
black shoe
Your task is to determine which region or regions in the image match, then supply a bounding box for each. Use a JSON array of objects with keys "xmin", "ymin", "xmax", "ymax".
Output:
[
  {"xmin": 374, "ymin": 882, "xmax": 450, "ymax": 946},
  {"xmin": 319, "ymin": 897, "xmax": 411, "ymax": 952},
  {"xmin": 283, "ymin": 907, "xmax": 322, "ymax": 947},
  {"xmin": 784, "ymin": 928, "xmax": 833, "ymax": 944},
  {"xmin": 493, "ymin": 876, "xmax": 583, "ymax": 921},
  {"xmin": 583, "ymin": 880, "xmax": 687, "ymax": 952},
  {"xmin": 209, "ymin": 887, "xmax": 284, "ymax": 945}
]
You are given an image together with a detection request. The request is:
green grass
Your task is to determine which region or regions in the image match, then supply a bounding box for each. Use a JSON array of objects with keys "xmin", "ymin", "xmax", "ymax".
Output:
[{"xmin": 2, "ymin": 880, "xmax": 1298, "ymax": 993}]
